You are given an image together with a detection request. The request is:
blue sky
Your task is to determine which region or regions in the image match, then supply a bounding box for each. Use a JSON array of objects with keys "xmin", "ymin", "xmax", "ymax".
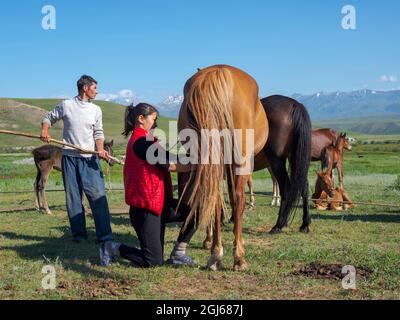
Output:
[{"xmin": 0, "ymin": 0, "xmax": 399, "ymax": 103}]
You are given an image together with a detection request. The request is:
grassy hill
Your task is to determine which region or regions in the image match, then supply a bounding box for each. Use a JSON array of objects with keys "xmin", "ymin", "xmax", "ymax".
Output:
[
  {"xmin": 314, "ymin": 115, "xmax": 400, "ymax": 135},
  {"xmin": 1, "ymin": 98, "xmax": 400, "ymax": 152},
  {"xmin": 0, "ymin": 98, "xmax": 176, "ymax": 152}
]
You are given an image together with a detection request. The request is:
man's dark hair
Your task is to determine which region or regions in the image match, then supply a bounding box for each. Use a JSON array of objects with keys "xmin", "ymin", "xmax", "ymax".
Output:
[{"xmin": 77, "ymin": 75, "xmax": 97, "ymax": 93}]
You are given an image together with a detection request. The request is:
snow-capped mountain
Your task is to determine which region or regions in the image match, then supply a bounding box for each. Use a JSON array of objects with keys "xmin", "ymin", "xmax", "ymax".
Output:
[{"xmin": 155, "ymin": 94, "xmax": 183, "ymax": 118}]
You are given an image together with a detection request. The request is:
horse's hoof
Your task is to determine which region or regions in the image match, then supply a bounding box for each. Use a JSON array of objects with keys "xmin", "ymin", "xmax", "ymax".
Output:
[
  {"xmin": 45, "ymin": 210, "xmax": 52, "ymax": 215},
  {"xmin": 233, "ymin": 260, "xmax": 248, "ymax": 272},
  {"xmin": 299, "ymin": 226, "xmax": 310, "ymax": 233},
  {"xmin": 207, "ymin": 256, "xmax": 224, "ymax": 271},
  {"xmin": 248, "ymin": 205, "xmax": 255, "ymax": 211},
  {"xmin": 202, "ymin": 240, "xmax": 212, "ymax": 250},
  {"xmin": 269, "ymin": 227, "xmax": 281, "ymax": 235}
]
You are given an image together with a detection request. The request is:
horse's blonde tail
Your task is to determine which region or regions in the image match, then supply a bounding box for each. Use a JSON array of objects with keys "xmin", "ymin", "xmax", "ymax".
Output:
[{"xmin": 182, "ymin": 67, "xmax": 235, "ymax": 231}]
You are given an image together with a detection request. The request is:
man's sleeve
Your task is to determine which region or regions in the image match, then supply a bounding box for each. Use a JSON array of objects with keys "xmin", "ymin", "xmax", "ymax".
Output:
[
  {"xmin": 93, "ymin": 108, "xmax": 105, "ymax": 141},
  {"xmin": 42, "ymin": 100, "xmax": 64, "ymax": 127}
]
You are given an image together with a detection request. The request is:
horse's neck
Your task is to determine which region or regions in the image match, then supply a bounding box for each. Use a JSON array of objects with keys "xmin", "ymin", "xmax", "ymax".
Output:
[
  {"xmin": 314, "ymin": 178, "xmax": 324, "ymax": 197},
  {"xmin": 335, "ymin": 139, "xmax": 344, "ymax": 153}
]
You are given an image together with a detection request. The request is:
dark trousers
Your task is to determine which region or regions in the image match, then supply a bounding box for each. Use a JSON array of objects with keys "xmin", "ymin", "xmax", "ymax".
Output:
[
  {"xmin": 61, "ymin": 155, "xmax": 113, "ymax": 242},
  {"xmin": 119, "ymin": 207, "xmax": 165, "ymax": 267},
  {"xmin": 119, "ymin": 201, "xmax": 197, "ymax": 267}
]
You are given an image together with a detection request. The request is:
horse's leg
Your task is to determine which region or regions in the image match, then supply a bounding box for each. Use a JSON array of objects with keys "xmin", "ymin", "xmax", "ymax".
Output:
[
  {"xmin": 269, "ymin": 157, "xmax": 290, "ymax": 234},
  {"xmin": 337, "ymin": 161, "xmax": 344, "ymax": 189},
  {"xmin": 40, "ymin": 165, "xmax": 53, "ymax": 215},
  {"xmin": 247, "ymin": 175, "xmax": 255, "ymax": 210},
  {"xmin": 299, "ymin": 180, "xmax": 311, "ymax": 233},
  {"xmin": 267, "ymin": 166, "xmax": 281, "ymax": 207},
  {"xmin": 275, "ymin": 179, "xmax": 281, "ymax": 206},
  {"xmin": 227, "ymin": 170, "xmax": 236, "ymax": 223},
  {"xmin": 203, "ymin": 225, "xmax": 213, "ymax": 249},
  {"xmin": 206, "ymin": 196, "xmax": 224, "ymax": 271},
  {"xmin": 33, "ymin": 166, "xmax": 41, "ymax": 211},
  {"xmin": 233, "ymin": 175, "xmax": 248, "ymax": 271}
]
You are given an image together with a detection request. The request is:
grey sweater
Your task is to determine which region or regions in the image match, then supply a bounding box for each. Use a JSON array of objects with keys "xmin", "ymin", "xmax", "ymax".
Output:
[{"xmin": 42, "ymin": 96, "xmax": 105, "ymax": 157}]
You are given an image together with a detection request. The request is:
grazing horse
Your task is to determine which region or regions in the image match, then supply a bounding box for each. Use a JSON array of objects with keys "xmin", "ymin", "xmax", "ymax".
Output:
[
  {"xmin": 177, "ymin": 65, "xmax": 269, "ymax": 271},
  {"xmin": 321, "ymin": 133, "xmax": 351, "ymax": 189},
  {"xmin": 312, "ymin": 171, "xmax": 355, "ymax": 211},
  {"xmin": 32, "ymin": 140, "xmax": 115, "ymax": 214}
]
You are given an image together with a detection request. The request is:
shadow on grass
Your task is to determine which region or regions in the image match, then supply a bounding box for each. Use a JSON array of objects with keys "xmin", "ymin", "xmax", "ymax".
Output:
[
  {"xmin": 0, "ymin": 226, "xmax": 143, "ymax": 280},
  {"xmin": 311, "ymin": 212, "xmax": 400, "ymax": 223}
]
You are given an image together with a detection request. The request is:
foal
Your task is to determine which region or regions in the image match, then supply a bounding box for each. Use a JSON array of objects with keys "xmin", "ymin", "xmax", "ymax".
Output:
[
  {"xmin": 32, "ymin": 140, "xmax": 115, "ymax": 214},
  {"xmin": 321, "ymin": 133, "xmax": 352, "ymax": 189},
  {"xmin": 312, "ymin": 171, "xmax": 355, "ymax": 211}
]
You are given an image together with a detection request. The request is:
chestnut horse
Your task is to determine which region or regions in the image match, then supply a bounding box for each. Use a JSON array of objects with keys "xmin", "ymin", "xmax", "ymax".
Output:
[
  {"xmin": 177, "ymin": 65, "xmax": 269, "ymax": 271},
  {"xmin": 321, "ymin": 133, "xmax": 352, "ymax": 188}
]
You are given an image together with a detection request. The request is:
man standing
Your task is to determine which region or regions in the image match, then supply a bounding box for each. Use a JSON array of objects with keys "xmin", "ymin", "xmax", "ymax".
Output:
[{"xmin": 40, "ymin": 75, "xmax": 114, "ymax": 266}]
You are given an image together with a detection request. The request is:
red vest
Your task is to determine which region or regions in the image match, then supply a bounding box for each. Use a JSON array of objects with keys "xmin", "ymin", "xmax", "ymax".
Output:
[{"xmin": 124, "ymin": 127, "xmax": 172, "ymax": 215}]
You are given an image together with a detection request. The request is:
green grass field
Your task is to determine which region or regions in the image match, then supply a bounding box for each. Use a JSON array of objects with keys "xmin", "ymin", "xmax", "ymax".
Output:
[{"xmin": 0, "ymin": 141, "xmax": 399, "ymax": 300}]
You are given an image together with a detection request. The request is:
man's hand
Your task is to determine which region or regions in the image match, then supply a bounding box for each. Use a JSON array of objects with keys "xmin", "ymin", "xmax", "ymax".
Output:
[
  {"xmin": 40, "ymin": 129, "xmax": 51, "ymax": 143},
  {"xmin": 97, "ymin": 149, "xmax": 110, "ymax": 161}
]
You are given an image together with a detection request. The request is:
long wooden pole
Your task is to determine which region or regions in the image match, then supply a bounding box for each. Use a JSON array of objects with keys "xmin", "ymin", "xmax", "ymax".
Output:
[{"xmin": 0, "ymin": 129, "xmax": 124, "ymax": 165}]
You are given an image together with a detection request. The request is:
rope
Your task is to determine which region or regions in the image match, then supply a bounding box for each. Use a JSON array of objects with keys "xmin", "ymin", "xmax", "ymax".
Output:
[
  {"xmin": 0, "ymin": 129, "xmax": 124, "ymax": 165},
  {"xmin": 1, "ymin": 188, "xmax": 399, "ymax": 208}
]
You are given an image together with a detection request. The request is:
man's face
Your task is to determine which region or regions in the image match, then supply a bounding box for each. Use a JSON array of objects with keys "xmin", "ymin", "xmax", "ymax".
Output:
[{"xmin": 83, "ymin": 83, "xmax": 97, "ymax": 100}]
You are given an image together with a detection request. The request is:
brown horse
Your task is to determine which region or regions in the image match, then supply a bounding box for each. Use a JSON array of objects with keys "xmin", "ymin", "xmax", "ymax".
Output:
[
  {"xmin": 311, "ymin": 128, "xmax": 351, "ymax": 161},
  {"xmin": 177, "ymin": 65, "xmax": 269, "ymax": 271},
  {"xmin": 256, "ymin": 95, "xmax": 312, "ymax": 234},
  {"xmin": 32, "ymin": 140, "xmax": 115, "ymax": 214},
  {"xmin": 312, "ymin": 171, "xmax": 355, "ymax": 210},
  {"xmin": 321, "ymin": 133, "xmax": 352, "ymax": 189}
]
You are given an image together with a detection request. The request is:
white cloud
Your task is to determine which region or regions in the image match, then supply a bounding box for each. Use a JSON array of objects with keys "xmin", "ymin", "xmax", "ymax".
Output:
[{"xmin": 379, "ymin": 75, "xmax": 398, "ymax": 83}]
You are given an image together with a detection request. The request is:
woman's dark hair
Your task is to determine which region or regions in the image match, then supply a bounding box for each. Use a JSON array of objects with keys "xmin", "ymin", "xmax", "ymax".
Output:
[{"xmin": 122, "ymin": 103, "xmax": 158, "ymax": 138}]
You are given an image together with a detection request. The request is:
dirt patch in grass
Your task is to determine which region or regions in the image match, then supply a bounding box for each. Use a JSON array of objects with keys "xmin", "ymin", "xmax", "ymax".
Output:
[
  {"xmin": 292, "ymin": 261, "xmax": 373, "ymax": 280},
  {"xmin": 150, "ymin": 272, "xmax": 271, "ymax": 299},
  {"xmin": 53, "ymin": 277, "xmax": 140, "ymax": 299}
]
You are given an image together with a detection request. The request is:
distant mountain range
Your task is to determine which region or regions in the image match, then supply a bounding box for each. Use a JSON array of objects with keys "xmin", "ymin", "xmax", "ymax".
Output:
[
  {"xmin": 292, "ymin": 89, "xmax": 400, "ymax": 120},
  {"xmin": 150, "ymin": 89, "xmax": 400, "ymax": 121},
  {"xmin": 97, "ymin": 89, "xmax": 400, "ymax": 134}
]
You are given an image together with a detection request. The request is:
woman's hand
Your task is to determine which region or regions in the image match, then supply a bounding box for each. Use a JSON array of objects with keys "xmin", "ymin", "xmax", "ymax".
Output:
[{"xmin": 168, "ymin": 162, "xmax": 195, "ymax": 173}]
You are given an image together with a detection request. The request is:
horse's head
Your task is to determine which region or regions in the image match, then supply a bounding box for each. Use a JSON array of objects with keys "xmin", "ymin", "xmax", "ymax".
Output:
[
  {"xmin": 336, "ymin": 132, "xmax": 352, "ymax": 151},
  {"xmin": 340, "ymin": 132, "xmax": 352, "ymax": 151},
  {"xmin": 316, "ymin": 171, "xmax": 335, "ymax": 197},
  {"xmin": 104, "ymin": 139, "xmax": 116, "ymax": 166}
]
